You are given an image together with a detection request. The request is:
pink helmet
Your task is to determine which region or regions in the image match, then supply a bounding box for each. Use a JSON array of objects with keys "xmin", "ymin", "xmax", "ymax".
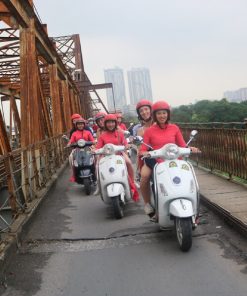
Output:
[
  {"xmin": 94, "ymin": 112, "xmax": 106, "ymax": 121},
  {"xmin": 71, "ymin": 113, "xmax": 81, "ymax": 121},
  {"xmin": 136, "ymin": 99, "xmax": 153, "ymax": 121},
  {"xmin": 152, "ymin": 100, "xmax": 170, "ymax": 122},
  {"xmin": 74, "ymin": 117, "xmax": 86, "ymax": 125},
  {"xmin": 104, "ymin": 114, "xmax": 118, "ymax": 130}
]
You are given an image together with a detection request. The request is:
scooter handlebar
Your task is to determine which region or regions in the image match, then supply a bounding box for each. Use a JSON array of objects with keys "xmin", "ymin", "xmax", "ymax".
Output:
[
  {"xmin": 146, "ymin": 144, "xmax": 191, "ymax": 160},
  {"xmin": 94, "ymin": 144, "xmax": 125, "ymax": 155}
]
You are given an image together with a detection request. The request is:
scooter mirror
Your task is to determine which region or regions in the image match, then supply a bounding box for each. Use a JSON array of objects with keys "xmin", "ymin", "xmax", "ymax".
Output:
[
  {"xmin": 124, "ymin": 131, "xmax": 130, "ymax": 137},
  {"xmin": 190, "ymin": 130, "xmax": 198, "ymax": 137}
]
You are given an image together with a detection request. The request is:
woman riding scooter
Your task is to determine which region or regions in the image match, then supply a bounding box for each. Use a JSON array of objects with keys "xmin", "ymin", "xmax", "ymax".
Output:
[
  {"xmin": 96, "ymin": 114, "xmax": 139, "ymax": 201},
  {"xmin": 68, "ymin": 117, "xmax": 95, "ymax": 182},
  {"xmin": 135, "ymin": 100, "xmax": 153, "ymax": 181},
  {"xmin": 116, "ymin": 113, "xmax": 127, "ymax": 131},
  {"xmin": 139, "ymin": 100, "xmax": 200, "ymax": 220},
  {"xmin": 136, "ymin": 99, "xmax": 153, "ymax": 137},
  {"xmin": 70, "ymin": 113, "xmax": 93, "ymax": 138},
  {"xmin": 94, "ymin": 112, "xmax": 106, "ymax": 139}
]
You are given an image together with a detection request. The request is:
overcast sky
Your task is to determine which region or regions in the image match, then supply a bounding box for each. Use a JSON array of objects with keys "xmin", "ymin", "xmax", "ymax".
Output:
[{"xmin": 34, "ymin": 0, "xmax": 247, "ymax": 107}]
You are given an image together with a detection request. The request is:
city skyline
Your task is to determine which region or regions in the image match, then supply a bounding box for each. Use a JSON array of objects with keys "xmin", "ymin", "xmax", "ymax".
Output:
[
  {"xmin": 128, "ymin": 68, "xmax": 153, "ymax": 105},
  {"xmin": 104, "ymin": 67, "xmax": 153, "ymax": 111},
  {"xmin": 35, "ymin": 0, "xmax": 247, "ymax": 108},
  {"xmin": 104, "ymin": 67, "xmax": 127, "ymax": 111}
]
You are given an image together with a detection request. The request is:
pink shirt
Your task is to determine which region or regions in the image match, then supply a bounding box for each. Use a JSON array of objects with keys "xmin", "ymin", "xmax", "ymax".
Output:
[
  {"xmin": 118, "ymin": 123, "xmax": 127, "ymax": 131},
  {"xmin": 140, "ymin": 123, "xmax": 186, "ymax": 152},
  {"xmin": 69, "ymin": 129, "xmax": 94, "ymax": 144},
  {"xmin": 96, "ymin": 130, "xmax": 127, "ymax": 149}
]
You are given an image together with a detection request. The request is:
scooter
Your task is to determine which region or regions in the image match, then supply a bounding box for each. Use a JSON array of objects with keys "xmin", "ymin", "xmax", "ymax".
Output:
[
  {"xmin": 69, "ymin": 139, "xmax": 95, "ymax": 195},
  {"xmin": 137, "ymin": 130, "xmax": 199, "ymax": 252},
  {"xmin": 94, "ymin": 144, "xmax": 132, "ymax": 219}
]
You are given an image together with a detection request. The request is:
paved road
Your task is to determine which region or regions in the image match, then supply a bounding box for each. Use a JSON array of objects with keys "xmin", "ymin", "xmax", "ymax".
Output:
[{"xmin": 1, "ymin": 167, "xmax": 247, "ymax": 296}]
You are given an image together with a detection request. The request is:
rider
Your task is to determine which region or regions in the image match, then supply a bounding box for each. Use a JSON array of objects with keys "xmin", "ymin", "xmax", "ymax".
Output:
[
  {"xmin": 68, "ymin": 117, "xmax": 95, "ymax": 182},
  {"xmin": 68, "ymin": 117, "xmax": 95, "ymax": 145},
  {"xmin": 70, "ymin": 113, "xmax": 81, "ymax": 138},
  {"xmin": 96, "ymin": 114, "xmax": 139, "ymax": 201},
  {"xmin": 139, "ymin": 100, "xmax": 200, "ymax": 220},
  {"xmin": 70, "ymin": 113, "xmax": 93, "ymax": 138},
  {"xmin": 116, "ymin": 113, "xmax": 127, "ymax": 131},
  {"xmin": 135, "ymin": 99, "xmax": 153, "ymax": 137},
  {"xmin": 87, "ymin": 117, "xmax": 95, "ymax": 135},
  {"xmin": 134, "ymin": 99, "xmax": 153, "ymax": 182},
  {"xmin": 94, "ymin": 112, "xmax": 106, "ymax": 139}
]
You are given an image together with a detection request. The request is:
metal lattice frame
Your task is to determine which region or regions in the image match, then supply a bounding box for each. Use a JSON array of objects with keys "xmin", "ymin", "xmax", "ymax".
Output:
[{"xmin": 52, "ymin": 35, "xmax": 109, "ymax": 118}]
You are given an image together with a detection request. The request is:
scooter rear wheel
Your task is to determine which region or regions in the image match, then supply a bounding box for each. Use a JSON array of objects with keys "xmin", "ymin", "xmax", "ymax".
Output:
[
  {"xmin": 112, "ymin": 196, "xmax": 124, "ymax": 219},
  {"xmin": 84, "ymin": 179, "xmax": 91, "ymax": 195},
  {"xmin": 175, "ymin": 217, "xmax": 192, "ymax": 252}
]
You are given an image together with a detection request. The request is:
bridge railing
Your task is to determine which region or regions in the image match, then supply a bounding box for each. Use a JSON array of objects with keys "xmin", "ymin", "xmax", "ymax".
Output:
[
  {"xmin": 179, "ymin": 125, "xmax": 247, "ymax": 181},
  {"xmin": 0, "ymin": 134, "xmax": 69, "ymax": 232}
]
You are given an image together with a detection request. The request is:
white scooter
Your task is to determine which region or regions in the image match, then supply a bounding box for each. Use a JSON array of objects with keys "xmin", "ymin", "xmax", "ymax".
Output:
[
  {"xmin": 138, "ymin": 130, "xmax": 199, "ymax": 252},
  {"xmin": 94, "ymin": 144, "xmax": 132, "ymax": 219}
]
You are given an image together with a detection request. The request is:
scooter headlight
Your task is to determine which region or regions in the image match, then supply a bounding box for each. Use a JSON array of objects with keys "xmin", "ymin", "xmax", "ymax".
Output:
[
  {"xmin": 77, "ymin": 139, "xmax": 86, "ymax": 148},
  {"xmin": 163, "ymin": 144, "xmax": 179, "ymax": 160},
  {"xmin": 103, "ymin": 144, "xmax": 115, "ymax": 155}
]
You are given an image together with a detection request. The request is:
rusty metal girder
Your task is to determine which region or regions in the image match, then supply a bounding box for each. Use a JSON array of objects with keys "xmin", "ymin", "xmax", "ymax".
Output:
[
  {"xmin": 0, "ymin": 0, "xmax": 85, "ymax": 149},
  {"xmin": 51, "ymin": 34, "xmax": 109, "ymax": 117}
]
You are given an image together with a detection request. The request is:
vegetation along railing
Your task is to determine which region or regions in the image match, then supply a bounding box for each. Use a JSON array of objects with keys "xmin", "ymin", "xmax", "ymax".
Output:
[{"xmin": 0, "ymin": 135, "xmax": 69, "ymax": 233}]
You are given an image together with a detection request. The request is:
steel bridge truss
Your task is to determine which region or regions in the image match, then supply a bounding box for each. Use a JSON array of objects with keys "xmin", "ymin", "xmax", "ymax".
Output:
[{"xmin": 0, "ymin": 0, "xmax": 108, "ymax": 232}]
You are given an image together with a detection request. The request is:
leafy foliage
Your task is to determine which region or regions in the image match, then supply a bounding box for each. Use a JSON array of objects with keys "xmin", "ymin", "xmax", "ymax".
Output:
[{"xmin": 172, "ymin": 99, "xmax": 247, "ymax": 123}]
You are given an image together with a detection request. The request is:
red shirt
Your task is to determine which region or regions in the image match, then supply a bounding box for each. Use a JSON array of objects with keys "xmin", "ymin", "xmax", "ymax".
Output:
[
  {"xmin": 118, "ymin": 123, "xmax": 127, "ymax": 131},
  {"xmin": 69, "ymin": 129, "xmax": 94, "ymax": 144},
  {"xmin": 96, "ymin": 130, "xmax": 127, "ymax": 149},
  {"xmin": 140, "ymin": 123, "xmax": 186, "ymax": 152}
]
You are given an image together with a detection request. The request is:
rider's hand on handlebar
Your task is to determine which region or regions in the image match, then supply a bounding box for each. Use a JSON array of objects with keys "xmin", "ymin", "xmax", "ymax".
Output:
[
  {"xmin": 89, "ymin": 146, "xmax": 96, "ymax": 153},
  {"xmin": 140, "ymin": 151, "xmax": 151, "ymax": 159},
  {"xmin": 190, "ymin": 146, "xmax": 201, "ymax": 153}
]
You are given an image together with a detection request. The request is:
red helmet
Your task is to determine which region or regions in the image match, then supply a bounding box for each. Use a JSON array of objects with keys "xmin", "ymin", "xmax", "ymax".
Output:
[
  {"xmin": 71, "ymin": 113, "xmax": 81, "ymax": 120},
  {"xmin": 116, "ymin": 113, "xmax": 123, "ymax": 118},
  {"xmin": 94, "ymin": 112, "xmax": 106, "ymax": 122},
  {"xmin": 104, "ymin": 114, "xmax": 117, "ymax": 122},
  {"xmin": 152, "ymin": 100, "xmax": 170, "ymax": 122},
  {"xmin": 136, "ymin": 99, "xmax": 153, "ymax": 121},
  {"xmin": 75, "ymin": 117, "xmax": 86, "ymax": 125},
  {"xmin": 136, "ymin": 99, "xmax": 153, "ymax": 112},
  {"xmin": 104, "ymin": 114, "xmax": 117, "ymax": 130}
]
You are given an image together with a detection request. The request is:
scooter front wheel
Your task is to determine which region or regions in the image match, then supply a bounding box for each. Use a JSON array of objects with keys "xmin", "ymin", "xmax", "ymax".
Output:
[
  {"xmin": 112, "ymin": 196, "xmax": 124, "ymax": 219},
  {"xmin": 84, "ymin": 178, "xmax": 91, "ymax": 195},
  {"xmin": 175, "ymin": 217, "xmax": 192, "ymax": 252}
]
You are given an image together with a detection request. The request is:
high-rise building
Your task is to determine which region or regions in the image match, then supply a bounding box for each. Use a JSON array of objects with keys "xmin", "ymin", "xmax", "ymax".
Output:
[
  {"xmin": 223, "ymin": 88, "xmax": 247, "ymax": 102},
  {"xmin": 127, "ymin": 68, "xmax": 153, "ymax": 105},
  {"xmin": 104, "ymin": 67, "xmax": 127, "ymax": 112}
]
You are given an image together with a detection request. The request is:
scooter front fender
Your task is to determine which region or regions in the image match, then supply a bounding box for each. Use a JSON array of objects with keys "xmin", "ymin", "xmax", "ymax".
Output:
[
  {"xmin": 107, "ymin": 183, "xmax": 125, "ymax": 200},
  {"xmin": 169, "ymin": 199, "xmax": 194, "ymax": 218}
]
